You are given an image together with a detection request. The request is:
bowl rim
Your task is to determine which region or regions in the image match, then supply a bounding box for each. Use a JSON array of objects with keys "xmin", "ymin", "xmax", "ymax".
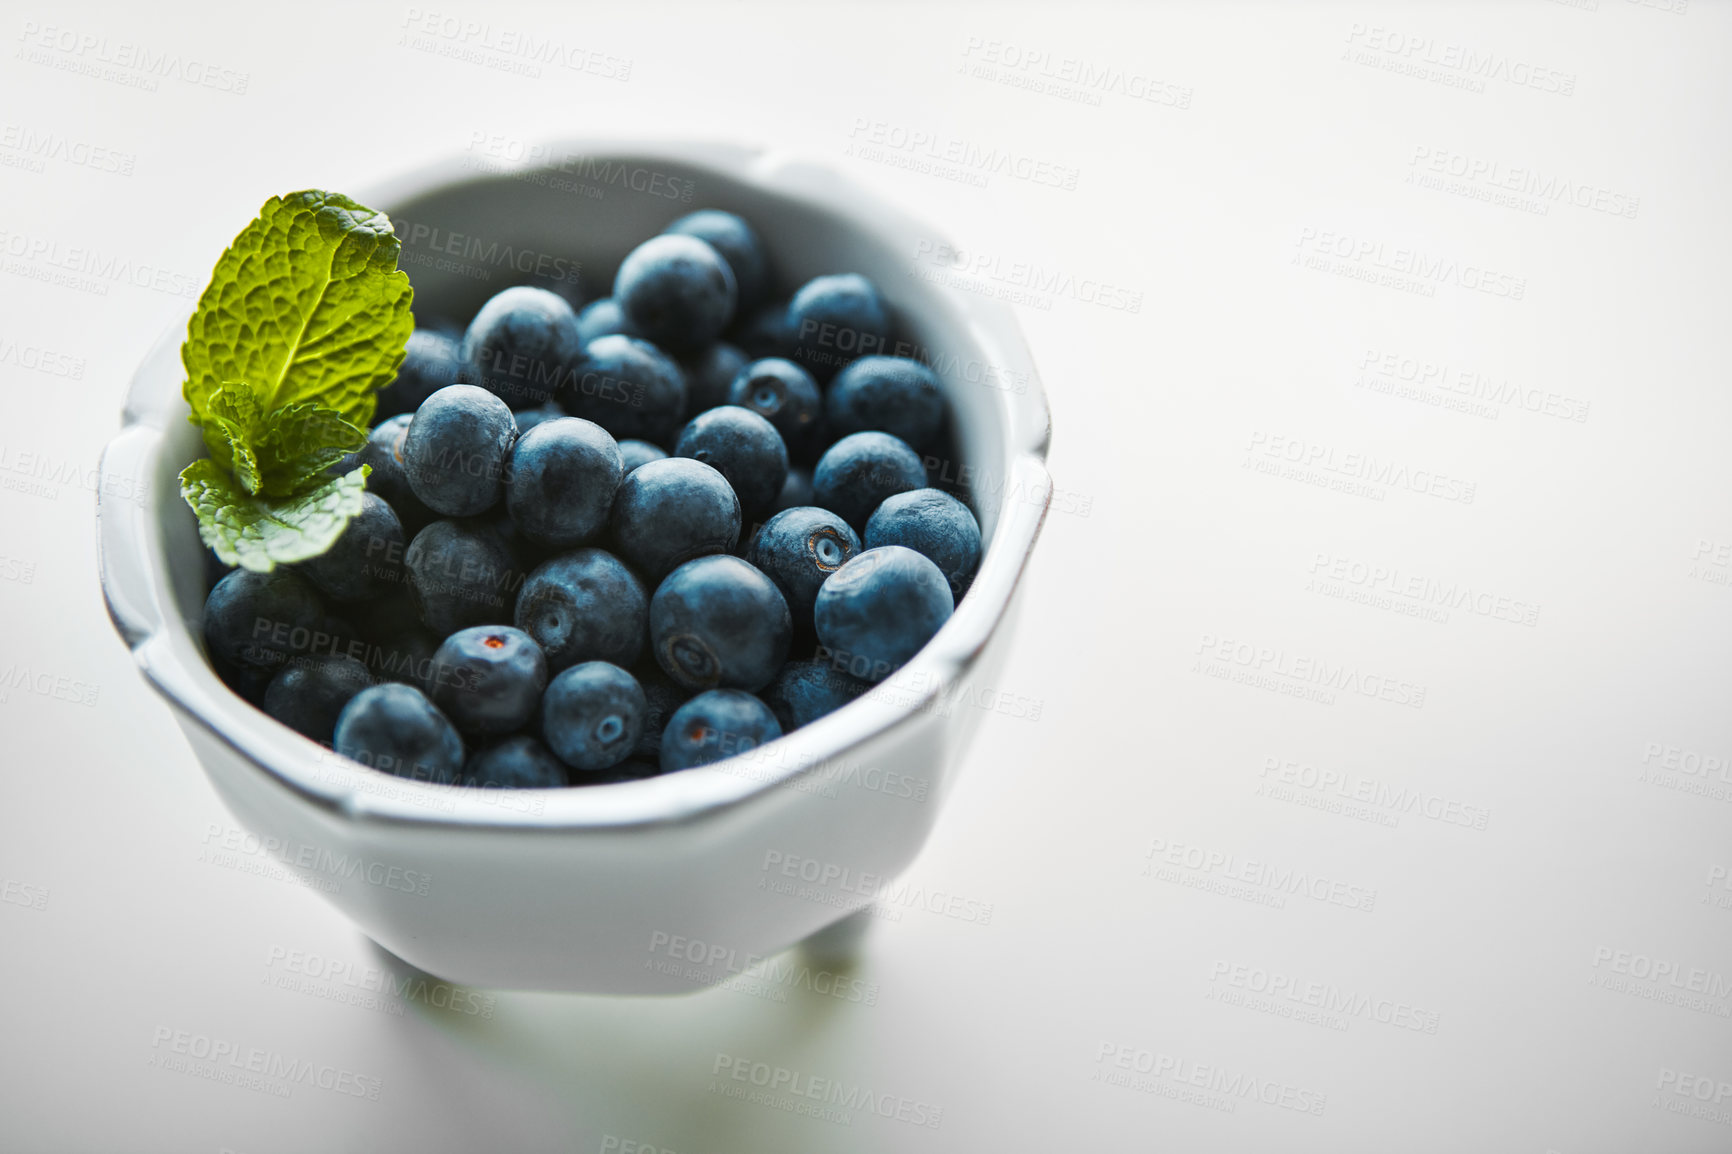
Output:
[{"xmin": 97, "ymin": 137, "xmax": 1053, "ymax": 833}]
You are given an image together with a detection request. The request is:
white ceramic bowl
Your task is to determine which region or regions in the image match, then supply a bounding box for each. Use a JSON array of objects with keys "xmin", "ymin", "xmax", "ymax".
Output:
[{"xmin": 97, "ymin": 140, "xmax": 1052, "ymax": 994}]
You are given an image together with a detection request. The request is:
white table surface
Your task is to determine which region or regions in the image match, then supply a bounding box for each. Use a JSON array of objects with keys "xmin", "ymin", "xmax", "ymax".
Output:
[{"xmin": 3, "ymin": 2, "xmax": 1730, "ymax": 1150}]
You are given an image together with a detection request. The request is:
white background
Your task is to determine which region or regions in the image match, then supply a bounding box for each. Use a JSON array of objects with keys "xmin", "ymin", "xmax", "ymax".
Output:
[{"xmin": 3, "ymin": 2, "xmax": 1731, "ymax": 1151}]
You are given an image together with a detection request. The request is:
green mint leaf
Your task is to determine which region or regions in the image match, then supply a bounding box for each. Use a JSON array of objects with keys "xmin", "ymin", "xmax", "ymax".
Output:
[
  {"xmin": 206, "ymin": 384, "xmax": 263, "ymax": 429},
  {"xmin": 182, "ymin": 189, "xmax": 413, "ymax": 436},
  {"xmin": 199, "ymin": 385, "xmax": 264, "ymax": 492},
  {"xmin": 253, "ymin": 400, "xmax": 368, "ymax": 497},
  {"xmin": 204, "ymin": 414, "xmax": 263, "ymax": 495},
  {"xmin": 181, "ymin": 459, "xmax": 370, "ymax": 572}
]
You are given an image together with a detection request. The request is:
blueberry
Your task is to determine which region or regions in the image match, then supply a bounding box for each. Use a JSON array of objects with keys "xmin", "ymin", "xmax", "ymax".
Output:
[
  {"xmin": 613, "ymin": 234, "xmax": 737, "ymax": 353},
  {"xmin": 727, "ymin": 357, "xmax": 821, "ymax": 454},
  {"xmin": 673, "ymin": 405, "xmax": 788, "ymax": 524},
  {"xmin": 203, "ymin": 567, "xmax": 325, "ymax": 672},
  {"xmin": 505, "ymin": 417, "xmax": 623, "ymax": 551},
  {"xmin": 650, "ymin": 554, "xmax": 791, "ymax": 692},
  {"xmin": 514, "ymin": 548, "xmax": 648, "ymax": 672},
  {"xmin": 679, "ymin": 340, "xmax": 748, "ymax": 415},
  {"xmin": 356, "ymin": 415, "xmax": 435, "ymax": 533},
  {"xmin": 811, "ymin": 430, "xmax": 926, "ymax": 531},
  {"xmin": 462, "ymin": 285, "xmax": 583, "ymax": 408},
  {"xmin": 787, "ymin": 273, "xmax": 892, "ymax": 382},
  {"xmin": 825, "ymin": 356, "xmax": 945, "ymax": 452},
  {"xmin": 517, "ymin": 267, "xmax": 585, "ymax": 311},
  {"xmin": 761, "ymin": 658, "xmax": 869, "ymax": 731},
  {"xmin": 512, "ymin": 403, "xmax": 565, "ymax": 434},
  {"xmin": 426, "ymin": 625, "xmax": 548, "ymax": 737},
  {"xmin": 664, "ymin": 210, "xmax": 770, "ymax": 314},
  {"xmin": 481, "ymin": 505, "xmax": 542, "ymax": 572},
  {"xmin": 262, "ymin": 654, "xmax": 373, "ymax": 744},
  {"xmin": 352, "ymin": 593, "xmax": 441, "ymax": 685},
  {"xmin": 773, "ymin": 467, "xmax": 814, "ymax": 513},
  {"xmin": 631, "ymin": 664, "xmax": 690, "ymax": 761},
  {"xmin": 659, "ymin": 689, "xmax": 782, "ymax": 772},
  {"xmin": 377, "ymin": 329, "xmax": 463, "ymax": 419},
  {"xmin": 541, "ymin": 661, "xmax": 646, "ymax": 772},
  {"xmin": 814, "ymin": 546, "xmax": 954, "ymax": 683},
  {"xmin": 461, "ymin": 735, "xmax": 568, "ymax": 789},
  {"xmin": 746, "ymin": 506, "xmax": 861, "ymax": 628},
  {"xmin": 618, "ymin": 439, "xmax": 668, "ymax": 474},
  {"xmin": 297, "ymin": 492, "xmax": 405, "ymax": 603},
  {"xmin": 210, "ymin": 649, "xmax": 274, "ymax": 705},
  {"xmin": 731, "ymin": 300, "xmax": 799, "ymax": 361},
  {"xmin": 575, "ymin": 297, "xmax": 641, "ymax": 344},
  {"xmin": 865, "ymin": 488, "xmax": 983, "ymax": 598},
  {"xmin": 334, "ymin": 682, "xmax": 464, "ymax": 785},
  {"xmin": 563, "ymin": 334, "xmax": 687, "ymax": 445},
  {"xmin": 402, "ymin": 384, "xmax": 517, "ymax": 517},
  {"xmin": 403, "ymin": 519, "xmax": 520, "ymax": 635},
  {"xmin": 608, "ymin": 457, "xmax": 740, "ymax": 582}
]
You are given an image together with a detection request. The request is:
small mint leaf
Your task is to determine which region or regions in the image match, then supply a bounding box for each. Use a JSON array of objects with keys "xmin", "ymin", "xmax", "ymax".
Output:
[
  {"xmin": 206, "ymin": 384, "xmax": 263, "ymax": 429},
  {"xmin": 203, "ymin": 414, "xmax": 263, "ymax": 495},
  {"xmin": 254, "ymin": 400, "xmax": 367, "ymax": 496},
  {"xmin": 181, "ymin": 459, "xmax": 371, "ymax": 572},
  {"xmin": 199, "ymin": 384, "xmax": 266, "ymax": 492}
]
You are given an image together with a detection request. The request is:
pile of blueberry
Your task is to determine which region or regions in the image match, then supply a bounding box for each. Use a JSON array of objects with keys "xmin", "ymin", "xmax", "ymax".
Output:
[{"xmin": 201, "ymin": 209, "xmax": 983, "ymax": 790}]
